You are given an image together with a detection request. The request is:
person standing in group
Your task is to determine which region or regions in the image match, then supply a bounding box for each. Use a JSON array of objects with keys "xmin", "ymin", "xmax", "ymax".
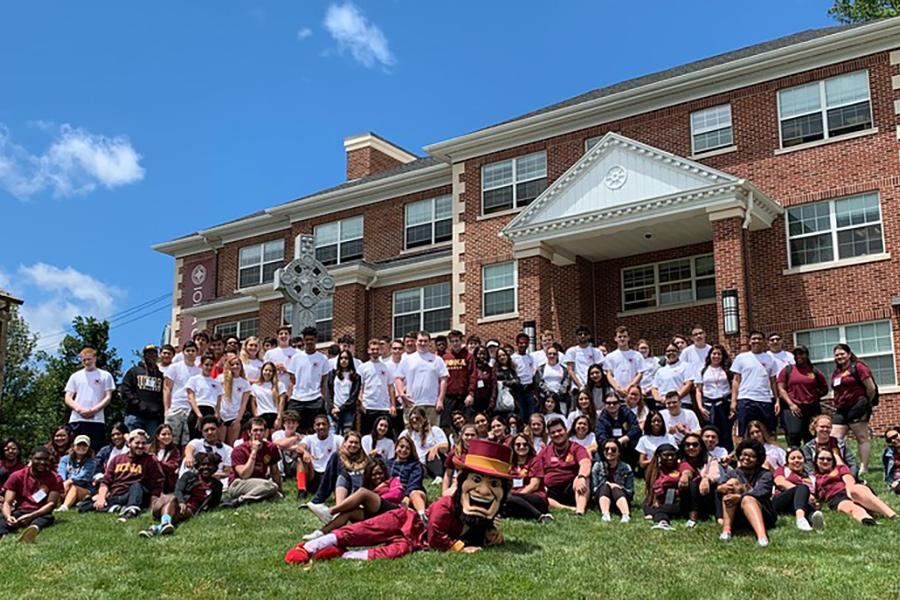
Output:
[
  {"xmin": 163, "ymin": 341, "xmax": 200, "ymax": 447},
  {"xmin": 530, "ymin": 330, "xmax": 556, "ymax": 372},
  {"xmin": 652, "ymin": 343, "xmax": 693, "ymax": 410},
  {"xmin": 240, "ymin": 336, "xmax": 264, "ymax": 383},
  {"xmin": 251, "ymin": 362, "xmax": 283, "ymax": 432},
  {"xmin": 384, "ymin": 339, "xmax": 407, "ymax": 437},
  {"xmin": 174, "ymin": 331, "xmax": 207, "ymax": 365},
  {"xmin": 693, "ymin": 344, "xmax": 734, "ymax": 452},
  {"xmin": 218, "ymin": 355, "xmax": 252, "ymax": 445},
  {"xmin": 0, "ymin": 446, "xmax": 63, "ymax": 542},
  {"xmin": 326, "ymin": 350, "xmax": 360, "ymax": 436},
  {"xmin": 776, "ymin": 346, "xmax": 828, "ymax": 447},
  {"xmin": 830, "ymin": 343, "xmax": 878, "ymax": 476},
  {"xmin": 263, "ymin": 326, "xmax": 298, "ymax": 410},
  {"xmin": 286, "ymin": 327, "xmax": 332, "ymax": 433},
  {"xmin": 120, "ymin": 345, "xmax": 165, "ymax": 438},
  {"xmin": 564, "ymin": 325, "xmax": 604, "ymax": 392},
  {"xmin": 158, "ymin": 345, "xmax": 176, "ymax": 377},
  {"xmin": 441, "ymin": 330, "xmax": 476, "ymax": 433},
  {"xmin": 680, "ymin": 325, "xmax": 711, "ymax": 373},
  {"xmin": 472, "ymin": 345, "xmax": 497, "ymax": 416},
  {"xmin": 511, "ymin": 333, "xmax": 537, "ymax": 421},
  {"xmin": 730, "ymin": 331, "xmax": 780, "ymax": 437},
  {"xmin": 357, "ymin": 339, "xmax": 397, "ymax": 437},
  {"xmin": 395, "ymin": 331, "xmax": 449, "ymax": 427},
  {"xmin": 603, "ymin": 327, "xmax": 643, "ymax": 400},
  {"xmin": 766, "ymin": 333, "xmax": 795, "ymax": 377},
  {"xmin": 636, "ymin": 339, "xmax": 659, "ymax": 411},
  {"xmin": 63, "ymin": 347, "xmax": 116, "ymax": 452},
  {"xmin": 185, "ymin": 353, "xmax": 223, "ymax": 441}
]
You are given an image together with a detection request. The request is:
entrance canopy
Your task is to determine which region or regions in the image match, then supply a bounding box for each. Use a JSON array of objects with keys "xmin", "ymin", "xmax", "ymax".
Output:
[{"xmin": 500, "ymin": 133, "xmax": 782, "ymax": 262}]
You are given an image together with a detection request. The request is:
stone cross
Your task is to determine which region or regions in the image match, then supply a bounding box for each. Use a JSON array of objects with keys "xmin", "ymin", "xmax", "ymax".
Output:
[{"xmin": 274, "ymin": 235, "xmax": 335, "ymax": 335}]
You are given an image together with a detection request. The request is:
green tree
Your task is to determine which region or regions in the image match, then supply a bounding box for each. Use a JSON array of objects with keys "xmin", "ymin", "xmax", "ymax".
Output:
[
  {"xmin": 829, "ymin": 0, "xmax": 900, "ymax": 23},
  {"xmin": 0, "ymin": 305, "xmax": 47, "ymax": 447}
]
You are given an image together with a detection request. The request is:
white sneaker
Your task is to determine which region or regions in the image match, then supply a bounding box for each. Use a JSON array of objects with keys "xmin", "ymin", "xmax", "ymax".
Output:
[
  {"xmin": 538, "ymin": 513, "xmax": 554, "ymax": 524},
  {"xmin": 432, "ymin": 477, "xmax": 442, "ymax": 486},
  {"xmin": 307, "ymin": 503, "xmax": 333, "ymax": 524},
  {"xmin": 685, "ymin": 519, "xmax": 697, "ymax": 529},
  {"xmin": 795, "ymin": 516, "xmax": 812, "ymax": 532},
  {"xmin": 719, "ymin": 531, "xmax": 732, "ymax": 541},
  {"xmin": 757, "ymin": 537, "xmax": 769, "ymax": 547},
  {"xmin": 54, "ymin": 505, "xmax": 69, "ymax": 513},
  {"xmin": 303, "ymin": 529, "xmax": 324, "ymax": 541},
  {"xmin": 651, "ymin": 521, "xmax": 674, "ymax": 531},
  {"xmin": 601, "ymin": 512, "xmax": 611, "ymax": 522},
  {"xmin": 810, "ymin": 510, "xmax": 825, "ymax": 532},
  {"xmin": 620, "ymin": 514, "xmax": 631, "ymax": 523}
]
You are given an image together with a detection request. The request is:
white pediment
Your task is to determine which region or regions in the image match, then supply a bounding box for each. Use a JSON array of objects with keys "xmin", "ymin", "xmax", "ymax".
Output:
[{"xmin": 504, "ymin": 133, "xmax": 739, "ymax": 232}]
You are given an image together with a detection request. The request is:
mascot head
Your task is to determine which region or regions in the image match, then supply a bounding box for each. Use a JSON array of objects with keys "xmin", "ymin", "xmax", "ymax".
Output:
[{"xmin": 452, "ymin": 439, "xmax": 513, "ymax": 528}]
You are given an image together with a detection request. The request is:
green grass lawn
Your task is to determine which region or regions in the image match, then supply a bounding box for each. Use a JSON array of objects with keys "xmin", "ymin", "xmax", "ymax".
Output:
[{"xmin": 2, "ymin": 447, "xmax": 899, "ymax": 600}]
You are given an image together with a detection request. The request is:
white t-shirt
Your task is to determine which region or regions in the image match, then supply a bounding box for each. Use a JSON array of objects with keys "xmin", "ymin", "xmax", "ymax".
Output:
[
  {"xmin": 272, "ymin": 429, "xmax": 301, "ymax": 461},
  {"xmin": 243, "ymin": 358, "xmax": 263, "ymax": 383},
  {"xmin": 530, "ymin": 349, "xmax": 549, "ymax": 371},
  {"xmin": 603, "ymin": 349, "xmax": 643, "ymax": 391},
  {"xmin": 680, "ymin": 344, "xmax": 711, "ymax": 369},
  {"xmin": 662, "ymin": 408, "xmax": 701, "ymax": 443},
  {"xmin": 731, "ymin": 351, "xmax": 779, "ymax": 403},
  {"xmin": 767, "ymin": 350, "xmax": 795, "ymax": 379},
  {"xmin": 397, "ymin": 352, "xmax": 449, "ymax": 407},
  {"xmin": 165, "ymin": 362, "xmax": 200, "ymax": 411},
  {"xmin": 302, "ymin": 433, "xmax": 343, "ymax": 473},
  {"xmin": 539, "ymin": 363, "xmax": 565, "ymax": 394},
  {"xmin": 287, "ymin": 351, "xmax": 332, "ymax": 403},
  {"xmin": 564, "ymin": 345, "xmax": 604, "ymax": 388},
  {"xmin": 358, "ymin": 360, "xmax": 393, "ymax": 411},
  {"xmin": 764, "ymin": 443, "xmax": 787, "ymax": 470},
  {"xmin": 65, "ymin": 368, "xmax": 115, "ymax": 423},
  {"xmin": 186, "ymin": 374, "xmax": 222, "ymax": 409},
  {"xmin": 653, "ymin": 360, "xmax": 691, "ymax": 402},
  {"xmin": 400, "ymin": 427, "xmax": 448, "ymax": 464},
  {"xmin": 179, "ymin": 439, "xmax": 232, "ymax": 476},
  {"xmin": 104, "ymin": 445, "xmax": 128, "ymax": 467},
  {"xmin": 329, "ymin": 356, "xmax": 363, "ymax": 370},
  {"xmin": 217, "ymin": 375, "xmax": 250, "ymax": 422},
  {"xmin": 709, "ymin": 446, "xmax": 728, "ymax": 460},
  {"xmin": 694, "ymin": 365, "xmax": 731, "ymax": 400},
  {"xmin": 251, "ymin": 382, "xmax": 280, "ymax": 415},
  {"xmin": 635, "ymin": 433, "xmax": 676, "ymax": 458},
  {"xmin": 639, "ymin": 356, "xmax": 659, "ymax": 394},
  {"xmin": 264, "ymin": 346, "xmax": 297, "ymax": 395},
  {"xmin": 565, "ymin": 410, "xmax": 594, "ymax": 430},
  {"xmin": 511, "ymin": 353, "xmax": 535, "ymax": 385},
  {"xmin": 331, "ymin": 372, "xmax": 354, "ymax": 409},
  {"xmin": 361, "ymin": 435, "xmax": 395, "ymax": 460},
  {"xmin": 570, "ymin": 432, "xmax": 596, "ymax": 450}
]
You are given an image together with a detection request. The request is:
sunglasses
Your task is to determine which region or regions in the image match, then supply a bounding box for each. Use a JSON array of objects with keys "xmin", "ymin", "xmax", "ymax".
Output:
[
  {"xmin": 817, "ymin": 456, "xmax": 834, "ymax": 462},
  {"xmin": 605, "ymin": 401, "xmax": 619, "ymax": 406},
  {"xmin": 603, "ymin": 447, "xmax": 618, "ymax": 453},
  {"xmin": 513, "ymin": 443, "xmax": 529, "ymax": 448},
  {"xmin": 684, "ymin": 442, "xmax": 700, "ymax": 448}
]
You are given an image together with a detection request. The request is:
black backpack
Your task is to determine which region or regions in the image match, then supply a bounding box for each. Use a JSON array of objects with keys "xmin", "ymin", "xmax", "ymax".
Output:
[{"xmin": 849, "ymin": 362, "xmax": 879, "ymax": 407}]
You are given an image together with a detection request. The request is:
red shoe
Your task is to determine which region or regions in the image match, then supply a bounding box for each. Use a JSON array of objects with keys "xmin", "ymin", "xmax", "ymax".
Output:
[
  {"xmin": 284, "ymin": 543, "xmax": 311, "ymax": 564},
  {"xmin": 312, "ymin": 546, "xmax": 345, "ymax": 561}
]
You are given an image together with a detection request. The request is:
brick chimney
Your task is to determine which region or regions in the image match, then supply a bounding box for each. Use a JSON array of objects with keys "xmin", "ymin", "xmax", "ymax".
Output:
[{"xmin": 344, "ymin": 132, "xmax": 418, "ymax": 180}]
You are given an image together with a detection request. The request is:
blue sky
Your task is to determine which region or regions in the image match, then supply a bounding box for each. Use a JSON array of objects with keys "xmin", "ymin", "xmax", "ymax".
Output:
[{"xmin": 0, "ymin": 1, "xmax": 836, "ymax": 360}]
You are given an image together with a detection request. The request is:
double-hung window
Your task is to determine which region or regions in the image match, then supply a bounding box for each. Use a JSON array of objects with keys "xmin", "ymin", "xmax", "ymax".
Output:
[
  {"xmin": 238, "ymin": 239, "xmax": 284, "ymax": 288},
  {"xmin": 786, "ymin": 193, "xmax": 883, "ymax": 268},
  {"xmin": 621, "ymin": 254, "xmax": 715, "ymax": 311},
  {"xmin": 314, "ymin": 216, "xmax": 363, "ymax": 266},
  {"xmin": 795, "ymin": 320, "xmax": 895, "ymax": 386},
  {"xmin": 482, "ymin": 261, "xmax": 517, "ymax": 317},
  {"xmin": 690, "ymin": 104, "xmax": 733, "ymax": 154},
  {"xmin": 214, "ymin": 318, "xmax": 259, "ymax": 340},
  {"xmin": 778, "ymin": 71, "xmax": 872, "ymax": 147},
  {"xmin": 481, "ymin": 151, "xmax": 547, "ymax": 214},
  {"xmin": 392, "ymin": 283, "xmax": 451, "ymax": 338},
  {"xmin": 405, "ymin": 195, "xmax": 452, "ymax": 248}
]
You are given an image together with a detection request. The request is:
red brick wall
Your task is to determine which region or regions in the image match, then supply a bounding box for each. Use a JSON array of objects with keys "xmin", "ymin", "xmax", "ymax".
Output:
[{"xmin": 346, "ymin": 146, "xmax": 405, "ymax": 180}]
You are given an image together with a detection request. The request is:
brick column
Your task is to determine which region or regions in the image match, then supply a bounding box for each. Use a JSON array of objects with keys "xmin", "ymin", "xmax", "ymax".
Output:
[
  {"xmin": 332, "ymin": 283, "xmax": 369, "ymax": 344},
  {"xmin": 517, "ymin": 255, "xmax": 555, "ymax": 334},
  {"xmin": 711, "ymin": 215, "xmax": 751, "ymax": 356}
]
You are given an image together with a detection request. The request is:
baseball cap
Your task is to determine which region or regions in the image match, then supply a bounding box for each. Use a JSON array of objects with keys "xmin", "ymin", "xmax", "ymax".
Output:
[
  {"xmin": 126, "ymin": 429, "xmax": 148, "ymax": 442},
  {"xmin": 485, "ymin": 339, "xmax": 500, "ymax": 348},
  {"xmin": 73, "ymin": 435, "xmax": 91, "ymax": 446},
  {"xmin": 143, "ymin": 344, "xmax": 158, "ymax": 353}
]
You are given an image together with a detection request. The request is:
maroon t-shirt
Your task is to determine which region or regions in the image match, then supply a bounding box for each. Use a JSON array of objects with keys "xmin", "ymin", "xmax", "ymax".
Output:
[
  {"xmin": 102, "ymin": 453, "xmax": 164, "ymax": 498},
  {"xmin": 4, "ymin": 467, "xmax": 64, "ymax": 512},
  {"xmin": 831, "ymin": 362, "xmax": 872, "ymax": 410},
  {"xmin": 777, "ymin": 364, "xmax": 827, "ymax": 405},
  {"xmin": 651, "ymin": 469, "xmax": 682, "ymax": 505},
  {"xmin": 773, "ymin": 466, "xmax": 812, "ymax": 498},
  {"xmin": 442, "ymin": 349, "xmax": 475, "ymax": 397},
  {"xmin": 229, "ymin": 440, "xmax": 281, "ymax": 483},
  {"xmin": 537, "ymin": 441, "xmax": 588, "ymax": 487},
  {"xmin": 813, "ymin": 465, "xmax": 852, "ymax": 502},
  {"xmin": 509, "ymin": 455, "xmax": 546, "ymax": 501}
]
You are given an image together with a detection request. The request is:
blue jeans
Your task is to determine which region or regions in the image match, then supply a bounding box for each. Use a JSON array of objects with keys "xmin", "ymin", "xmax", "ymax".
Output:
[
  {"xmin": 124, "ymin": 414, "xmax": 161, "ymax": 438},
  {"xmin": 736, "ymin": 399, "xmax": 776, "ymax": 437},
  {"xmin": 515, "ymin": 383, "xmax": 536, "ymax": 422}
]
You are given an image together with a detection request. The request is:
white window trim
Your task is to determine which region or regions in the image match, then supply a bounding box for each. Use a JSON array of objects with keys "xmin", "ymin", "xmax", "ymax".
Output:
[
  {"xmin": 214, "ymin": 317, "xmax": 259, "ymax": 339},
  {"xmin": 481, "ymin": 261, "xmax": 518, "ymax": 318},
  {"xmin": 392, "ymin": 283, "xmax": 451, "ymax": 339},
  {"xmin": 784, "ymin": 192, "xmax": 884, "ymax": 270},
  {"xmin": 793, "ymin": 319, "xmax": 896, "ymax": 386},
  {"xmin": 776, "ymin": 70, "xmax": 872, "ymax": 149},
  {"xmin": 481, "ymin": 151, "xmax": 547, "ymax": 215},
  {"xmin": 237, "ymin": 239, "xmax": 284, "ymax": 290},
  {"xmin": 404, "ymin": 195, "xmax": 452, "ymax": 250},
  {"xmin": 620, "ymin": 253, "xmax": 715, "ymax": 313},
  {"xmin": 314, "ymin": 216, "xmax": 364, "ymax": 265},
  {"xmin": 690, "ymin": 104, "xmax": 733, "ymax": 155}
]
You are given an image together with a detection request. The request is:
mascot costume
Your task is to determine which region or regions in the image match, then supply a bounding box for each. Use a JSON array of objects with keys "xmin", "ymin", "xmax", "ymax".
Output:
[{"xmin": 285, "ymin": 439, "xmax": 513, "ymax": 563}]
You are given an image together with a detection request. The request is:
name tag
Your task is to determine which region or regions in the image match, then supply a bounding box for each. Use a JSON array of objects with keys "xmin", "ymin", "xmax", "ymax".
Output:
[
  {"xmin": 32, "ymin": 489, "xmax": 47, "ymax": 503},
  {"xmin": 612, "ymin": 428, "xmax": 623, "ymax": 437},
  {"xmin": 832, "ymin": 377, "xmax": 842, "ymax": 387},
  {"xmin": 477, "ymin": 380, "xmax": 484, "ymax": 389},
  {"xmin": 513, "ymin": 478, "xmax": 524, "ymax": 487}
]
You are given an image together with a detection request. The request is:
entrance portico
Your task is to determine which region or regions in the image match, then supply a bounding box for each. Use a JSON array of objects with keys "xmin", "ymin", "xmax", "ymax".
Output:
[{"xmin": 501, "ymin": 133, "xmax": 783, "ymax": 351}]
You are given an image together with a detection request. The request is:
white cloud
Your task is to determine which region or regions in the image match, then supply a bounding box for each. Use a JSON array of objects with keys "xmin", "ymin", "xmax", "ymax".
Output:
[
  {"xmin": 323, "ymin": 3, "xmax": 395, "ymax": 69},
  {"xmin": 297, "ymin": 27, "xmax": 312, "ymax": 40},
  {"xmin": 0, "ymin": 123, "xmax": 145, "ymax": 200}
]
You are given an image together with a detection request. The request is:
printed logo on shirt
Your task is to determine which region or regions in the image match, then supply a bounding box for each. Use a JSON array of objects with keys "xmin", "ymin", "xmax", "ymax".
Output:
[{"xmin": 114, "ymin": 462, "xmax": 144, "ymax": 476}]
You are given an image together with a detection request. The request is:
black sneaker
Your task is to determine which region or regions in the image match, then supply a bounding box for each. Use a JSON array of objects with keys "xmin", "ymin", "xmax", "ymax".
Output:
[
  {"xmin": 297, "ymin": 490, "xmax": 308, "ymax": 501},
  {"xmin": 221, "ymin": 497, "xmax": 243, "ymax": 509},
  {"xmin": 862, "ymin": 517, "xmax": 877, "ymax": 526}
]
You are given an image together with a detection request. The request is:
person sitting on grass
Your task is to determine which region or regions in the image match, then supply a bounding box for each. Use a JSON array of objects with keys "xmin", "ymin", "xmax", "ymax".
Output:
[
  {"xmin": 55, "ymin": 435, "xmax": 98, "ymax": 512},
  {"xmin": 773, "ymin": 448, "xmax": 825, "ymax": 532},
  {"xmin": 271, "ymin": 410, "xmax": 304, "ymax": 495},
  {"xmin": 528, "ymin": 413, "xmax": 548, "ymax": 453},
  {"xmin": 592, "ymin": 438, "xmax": 633, "ymax": 523},
  {"xmin": 488, "ymin": 415, "xmax": 511, "ymax": 446},
  {"xmin": 701, "ymin": 425, "xmax": 728, "ymax": 462},
  {"xmin": 400, "ymin": 406, "xmax": 448, "ymax": 485},
  {"xmin": 442, "ymin": 424, "xmax": 477, "ymax": 497},
  {"xmin": 1, "ymin": 438, "xmax": 25, "ymax": 490},
  {"xmin": 743, "ymin": 420, "xmax": 786, "ymax": 471},
  {"xmin": 661, "ymin": 391, "xmax": 700, "ymax": 445},
  {"xmin": 811, "ymin": 449, "xmax": 897, "ymax": 526},
  {"xmin": 44, "ymin": 425, "xmax": 72, "ymax": 471},
  {"xmin": 387, "ymin": 436, "xmax": 428, "ymax": 521},
  {"xmin": 718, "ymin": 440, "xmax": 776, "ymax": 546},
  {"xmin": 0, "ymin": 446, "xmax": 63, "ymax": 543},
  {"xmin": 802, "ymin": 414, "xmax": 858, "ymax": 476},
  {"xmin": 506, "ymin": 433, "xmax": 552, "ymax": 523},
  {"xmin": 95, "ymin": 421, "xmax": 129, "ymax": 474},
  {"xmin": 635, "ymin": 411, "xmax": 676, "ymax": 471},
  {"xmin": 139, "ymin": 452, "xmax": 223, "ymax": 538},
  {"xmin": 91, "ymin": 429, "xmax": 164, "ymax": 521},
  {"xmin": 227, "ymin": 417, "xmax": 282, "ymax": 506},
  {"xmin": 149, "ymin": 424, "xmax": 181, "ymax": 494},
  {"xmin": 644, "ymin": 443, "xmax": 686, "ymax": 531},
  {"xmin": 179, "ymin": 416, "xmax": 233, "ymax": 481},
  {"xmin": 595, "ymin": 394, "xmax": 641, "ymax": 467},
  {"xmin": 306, "ymin": 431, "xmax": 369, "ymax": 510},
  {"xmin": 304, "ymin": 456, "xmax": 403, "ymax": 539},
  {"xmin": 361, "ymin": 415, "xmax": 395, "ymax": 461},
  {"xmin": 296, "ymin": 414, "xmax": 343, "ymax": 500},
  {"xmin": 883, "ymin": 425, "xmax": 900, "ymax": 494},
  {"xmin": 537, "ymin": 418, "xmax": 590, "ymax": 515},
  {"xmin": 568, "ymin": 415, "xmax": 597, "ymax": 454}
]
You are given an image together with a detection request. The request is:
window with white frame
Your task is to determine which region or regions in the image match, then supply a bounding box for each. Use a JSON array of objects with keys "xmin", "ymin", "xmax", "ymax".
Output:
[
  {"xmin": 481, "ymin": 151, "xmax": 547, "ymax": 214},
  {"xmin": 482, "ymin": 261, "xmax": 517, "ymax": 317},
  {"xmin": 405, "ymin": 195, "xmax": 452, "ymax": 249},
  {"xmin": 621, "ymin": 254, "xmax": 715, "ymax": 311},
  {"xmin": 691, "ymin": 104, "xmax": 733, "ymax": 154},
  {"xmin": 778, "ymin": 70, "xmax": 872, "ymax": 148},
  {"xmin": 282, "ymin": 297, "xmax": 333, "ymax": 343},
  {"xmin": 795, "ymin": 320, "xmax": 896, "ymax": 386},
  {"xmin": 585, "ymin": 136, "xmax": 602, "ymax": 152},
  {"xmin": 786, "ymin": 192, "xmax": 883, "ymax": 268},
  {"xmin": 214, "ymin": 318, "xmax": 259, "ymax": 340},
  {"xmin": 238, "ymin": 239, "xmax": 284, "ymax": 288},
  {"xmin": 314, "ymin": 216, "xmax": 363, "ymax": 266},
  {"xmin": 392, "ymin": 283, "xmax": 451, "ymax": 338}
]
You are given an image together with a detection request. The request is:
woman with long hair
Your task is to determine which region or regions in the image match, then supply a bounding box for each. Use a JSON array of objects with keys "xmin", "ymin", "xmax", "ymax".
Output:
[
  {"xmin": 400, "ymin": 406, "xmax": 448, "ymax": 484},
  {"xmin": 0, "ymin": 438, "xmax": 23, "ymax": 490},
  {"xmin": 488, "ymin": 415, "xmax": 511, "ymax": 446},
  {"xmin": 386, "ymin": 436, "xmax": 427, "ymax": 518},
  {"xmin": 95, "ymin": 421, "xmax": 129, "ymax": 471},
  {"xmin": 635, "ymin": 410, "xmax": 675, "ymax": 470},
  {"xmin": 45, "ymin": 425, "xmax": 72, "ymax": 470},
  {"xmin": 240, "ymin": 336, "xmax": 264, "ymax": 383},
  {"xmin": 773, "ymin": 447, "xmax": 825, "ymax": 532},
  {"xmin": 676, "ymin": 433, "xmax": 715, "ymax": 526},
  {"xmin": 493, "ymin": 346, "xmax": 521, "ymax": 418},
  {"xmin": 569, "ymin": 415, "xmax": 597, "ymax": 454},
  {"xmin": 441, "ymin": 423, "xmax": 477, "ymax": 496},
  {"xmin": 251, "ymin": 361, "xmax": 283, "ymax": 431},
  {"xmin": 150, "ymin": 424, "xmax": 182, "ymax": 494},
  {"xmin": 472, "ymin": 346, "xmax": 496, "ymax": 416},
  {"xmin": 644, "ymin": 443, "xmax": 686, "ymax": 530},
  {"xmin": 830, "ymin": 343, "xmax": 877, "ymax": 475},
  {"xmin": 566, "ymin": 390, "xmax": 597, "ymax": 432},
  {"xmin": 506, "ymin": 432, "xmax": 552, "ymax": 522},
  {"xmin": 592, "ymin": 438, "xmax": 634, "ymax": 523},
  {"xmin": 637, "ymin": 339, "xmax": 659, "ymax": 411},
  {"xmin": 219, "ymin": 355, "xmax": 251, "ymax": 445},
  {"xmin": 812, "ymin": 448, "xmax": 896, "ymax": 525},
  {"xmin": 585, "ymin": 364, "xmax": 609, "ymax": 412},
  {"xmin": 361, "ymin": 415, "xmax": 394, "ymax": 460},
  {"xmin": 327, "ymin": 350, "xmax": 361, "ymax": 435},
  {"xmin": 693, "ymin": 344, "xmax": 733, "ymax": 451},
  {"xmin": 326, "ymin": 431, "xmax": 369, "ymax": 505},
  {"xmin": 55, "ymin": 435, "xmax": 98, "ymax": 511},
  {"xmin": 652, "ymin": 342, "xmax": 693, "ymax": 411},
  {"xmin": 743, "ymin": 420, "xmax": 786, "ymax": 471},
  {"xmin": 534, "ymin": 343, "xmax": 571, "ymax": 413},
  {"xmin": 528, "ymin": 413, "xmax": 548, "ymax": 452},
  {"xmin": 624, "ymin": 386, "xmax": 648, "ymax": 431}
]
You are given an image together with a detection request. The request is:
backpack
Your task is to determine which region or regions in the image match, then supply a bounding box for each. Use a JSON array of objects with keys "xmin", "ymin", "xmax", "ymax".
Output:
[
  {"xmin": 781, "ymin": 364, "xmax": 828, "ymax": 398},
  {"xmin": 849, "ymin": 362, "xmax": 879, "ymax": 407}
]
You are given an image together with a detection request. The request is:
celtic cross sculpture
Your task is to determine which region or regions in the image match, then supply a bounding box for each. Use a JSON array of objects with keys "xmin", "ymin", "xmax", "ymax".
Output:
[{"xmin": 274, "ymin": 235, "xmax": 336, "ymax": 335}]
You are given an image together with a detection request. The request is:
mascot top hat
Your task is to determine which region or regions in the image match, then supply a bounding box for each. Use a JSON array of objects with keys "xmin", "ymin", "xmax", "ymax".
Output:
[{"xmin": 453, "ymin": 439, "xmax": 513, "ymax": 479}]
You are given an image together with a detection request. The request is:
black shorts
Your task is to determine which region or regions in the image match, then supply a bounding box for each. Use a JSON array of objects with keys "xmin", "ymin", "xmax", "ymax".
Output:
[
  {"xmin": 546, "ymin": 482, "xmax": 576, "ymax": 506},
  {"xmin": 732, "ymin": 497, "xmax": 777, "ymax": 530},
  {"xmin": 374, "ymin": 498, "xmax": 400, "ymax": 516},
  {"xmin": 287, "ymin": 399, "xmax": 325, "ymax": 431},
  {"xmin": 259, "ymin": 412, "xmax": 278, "ymax": 430},
  {"xmin": 826, "ymin": 490, "xmax": 851, "ymax": 511},
  {"xmin": 832, "ymin": 397, "xmax": 871, "ymax": 426}
]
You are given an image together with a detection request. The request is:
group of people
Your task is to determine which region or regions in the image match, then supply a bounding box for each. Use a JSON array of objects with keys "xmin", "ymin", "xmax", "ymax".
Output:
[{"xmin": 1, "ymin": 321, "xmax": 897, "ymax": 554}]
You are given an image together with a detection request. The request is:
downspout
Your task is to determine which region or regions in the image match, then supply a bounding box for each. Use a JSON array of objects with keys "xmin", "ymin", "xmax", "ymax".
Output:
[
  {"xmin": 740, "ymin": 189, "xmax": 754, "ymax": 331},
  {"xmin": 366, "ymin": 273, "xmax": 379, "ymax": 342}
]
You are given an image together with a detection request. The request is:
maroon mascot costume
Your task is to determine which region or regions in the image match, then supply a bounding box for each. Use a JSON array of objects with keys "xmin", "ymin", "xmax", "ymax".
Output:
[{"xmin": 285, "ymin": 439, "xmax": 513, "ymax": 563}]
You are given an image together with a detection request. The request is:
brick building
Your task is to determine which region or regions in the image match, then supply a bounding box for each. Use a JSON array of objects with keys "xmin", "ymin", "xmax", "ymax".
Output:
[{"xmin": 154, "ymin": 20, "xmax": 900, "ymax": 427}]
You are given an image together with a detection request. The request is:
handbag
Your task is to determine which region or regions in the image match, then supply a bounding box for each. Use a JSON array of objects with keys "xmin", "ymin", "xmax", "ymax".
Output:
[{"xmin": 496, "ymin": 381, "xmax": 516, "ymax": 412}]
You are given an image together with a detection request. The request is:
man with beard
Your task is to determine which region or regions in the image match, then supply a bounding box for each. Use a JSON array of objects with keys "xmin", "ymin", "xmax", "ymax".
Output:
[{"xmin": 285, "ymin": 439, "xmax": 512, "ymax": 563}]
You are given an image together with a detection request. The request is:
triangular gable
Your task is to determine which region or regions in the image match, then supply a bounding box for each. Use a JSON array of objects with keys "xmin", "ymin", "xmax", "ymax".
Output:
[{"xmin": 504, "ymin": 133, "xmax": 739, "ymax": 232}]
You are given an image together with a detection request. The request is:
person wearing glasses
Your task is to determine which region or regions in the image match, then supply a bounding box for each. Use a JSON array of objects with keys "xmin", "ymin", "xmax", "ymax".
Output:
[
  {"xmin": 592, "ymin": 439, "xmax": 634, "ymax": 523},
  {"xmin": 811, "ymin": 448, "xmax": 896, "ymax": 525},
  {"xmin": 882, "ymin": 426, "xmax": 900, "ymax": 494},
  {"xmin": 506, "ymin": 433, "xmax": 552, "ymax": 522},
  {"xmin": 677, "ymin": 433, "xmax": 718, "ymax": 526},
  {"xmin": 717, "ymin": 440, "xmax": 776, "ymax": 546},
  {"xmin": 595, "ymin": 394, "xmax": 641, "ymax": 468},
  {"xmin": 679, "ymin": 324, "xmax": 711, "ymax": 371},
  {"xmin": 652, "ymin": 343, "xmax": 693, "ymax": 411}
]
